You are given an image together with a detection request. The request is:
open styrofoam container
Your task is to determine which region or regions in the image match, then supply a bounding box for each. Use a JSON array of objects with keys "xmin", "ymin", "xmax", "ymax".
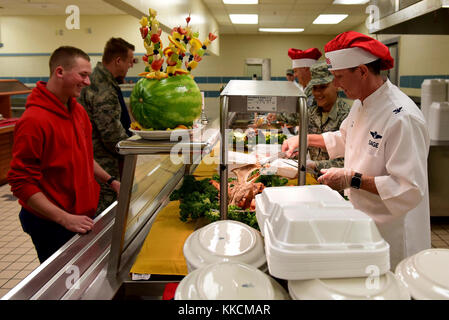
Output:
[
  {"xmin": 183, "ymin": 220, "xmax": 267, "ymax": 273},
  {"xmin": 288, "ymin": 271, "xmax": 410, "ymax": 300},
  {"xmin": 175, "ymin": 261, "xmax": 290, "ymax": 300},
  {"xmin": 264, "ymin": 203, "xmax": 390, "ymax": 280},
  {"xmin": 250, "ymin": 144, "xmax": 282, "ymax": 158},
  {"xmin": 395, "ymin": 249, "xmax": 449, "ymax": 300},
  {"xmin": 256, "ymin": 185, "xmax": 353, "ymax": 236}
]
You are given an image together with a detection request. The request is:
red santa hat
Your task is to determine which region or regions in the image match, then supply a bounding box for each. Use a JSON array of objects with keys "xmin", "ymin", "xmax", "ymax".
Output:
[
  {"xmin": 324, "ymin": 31, "xmax": 394, "ymax": 71},
  {"xmin": 288, "ymin": 47, "xmax": 322, "ymax": 69}
]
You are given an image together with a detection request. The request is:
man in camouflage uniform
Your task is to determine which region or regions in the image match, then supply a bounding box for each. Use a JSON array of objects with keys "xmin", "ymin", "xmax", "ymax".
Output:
[
  {"xmin": 286, "ymin": 68, "xmax": 295, "ymax": 82},
  {"xmin": 78, "ymin": 38, "xmax": 135, "ymax": 215},
  {"xmin": 276, "ymin": 48, "xmax": 322, "ymax": 126},
  {"xmin": 305, "ymin": 61, "xmax": 350, "ymax": 175},
  {"xmin": 276, "ymin": 84, "xmax": 314, "ymax": 127}
]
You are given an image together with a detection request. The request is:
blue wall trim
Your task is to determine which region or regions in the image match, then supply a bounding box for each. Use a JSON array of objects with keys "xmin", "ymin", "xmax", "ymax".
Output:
[
  {"xmin": 400, "ymin": 75, "xmax": 449, "ymax": 89},
  {"xmin": 9, "ymin": 75, "xmax": 446, "ymax": 100}
]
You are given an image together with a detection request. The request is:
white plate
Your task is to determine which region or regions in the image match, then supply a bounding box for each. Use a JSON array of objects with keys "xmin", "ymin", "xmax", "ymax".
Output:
[
  {"xmin": 288, "ymin": 271, "xmax": 410, "ymax": 300},
  {"xmin": 129, "ymin": 123, "xmax": 203, "ymax": 140},
  {"xmin": 175, "ymin": 262, "xmax": 290, "ymax": 300},
  {"xmin": 395, "ymin": 248, "xmax": 449, "ymax": 300},
  {"xmin": 183, "ymin": 220, "xmax": 267, "ymax": 273}
]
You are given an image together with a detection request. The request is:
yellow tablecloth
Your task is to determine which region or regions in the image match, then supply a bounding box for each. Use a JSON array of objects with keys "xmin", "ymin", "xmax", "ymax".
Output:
[
  {"xmin": 130, "ymin": 150, "xmax": 317, "ymax": 276},
  {"xmin": 130, "ymin": 154, "xmax": 219, "ymax": 276},
  {"xmin": 130, "ymin": 200, "xmax": 196, "ymax": 275}
]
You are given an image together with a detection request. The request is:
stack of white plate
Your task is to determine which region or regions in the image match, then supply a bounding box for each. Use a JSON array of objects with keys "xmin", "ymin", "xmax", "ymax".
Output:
[
  {"xmin": 255, "ymin": 185, "xmax": 352, "ymax": 236},
  {"xmin": 395, "ymin": 249, "xmax": 449, "ymax": 300},
  {"xmin": 175, "ymin": 262, "xmax": 290, "ymax": 300},
  {"xmin": 183, "ymin": 220, "xmax": 267, "ymax": 273},
  {"xmin": 263, "ymin": 203, "xmax": 390, "ymax": 280}
]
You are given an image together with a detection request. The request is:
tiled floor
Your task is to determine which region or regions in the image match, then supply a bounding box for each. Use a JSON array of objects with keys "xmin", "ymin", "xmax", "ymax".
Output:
[
  {"xmin": 0, "ymin": 182, "xmax": 448, "ymax": 299},
  {"xmin": 0, "ymin": 183, "xmax": 39, "ymax": 299}
]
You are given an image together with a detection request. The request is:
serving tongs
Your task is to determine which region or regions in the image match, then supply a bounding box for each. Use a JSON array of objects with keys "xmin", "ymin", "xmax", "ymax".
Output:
[{"xmin": 258, "ymin": 149, "xmax": 299, "ymax": 166}]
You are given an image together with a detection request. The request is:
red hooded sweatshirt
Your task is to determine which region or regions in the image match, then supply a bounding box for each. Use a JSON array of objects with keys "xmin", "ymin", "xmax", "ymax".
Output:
[{"xmin": 8, "ymin": 81, "xmax": 100, "ymax": 219}]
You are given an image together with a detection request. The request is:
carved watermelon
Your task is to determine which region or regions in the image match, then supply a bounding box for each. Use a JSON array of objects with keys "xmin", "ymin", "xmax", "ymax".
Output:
[{"xmin": 130, "ymin": 75, "xmax": 202, "ymax": 130}]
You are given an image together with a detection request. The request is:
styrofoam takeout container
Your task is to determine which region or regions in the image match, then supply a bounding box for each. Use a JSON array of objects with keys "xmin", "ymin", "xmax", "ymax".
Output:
[
  {"xmin": 264, "ymin": 203, "xmax": 390, "ymax": 280},
  {"xmin": 288, "ymin": 271, "xmax": 410, "ymax": 300},
  {"xmin": 174, "ymin": 262, "xmax": 290, "ymax": 300},
  {"xmin": 428, "ymin": 102, "xmax": 449, "ymax": 141},
  {"xmin": 183, "ymin": 220, "xmax": 267, "ymax": 273},
  {"xmin": 250, "ymin": 144, "xmax": 282, "ymax": 158},
  {"xmin": 395, "ymin": 249, "xmax": 449, "ymax": 300},
  {"xmin": 255, "ymin": 185, "xmax": 353, "ymax": 236}
]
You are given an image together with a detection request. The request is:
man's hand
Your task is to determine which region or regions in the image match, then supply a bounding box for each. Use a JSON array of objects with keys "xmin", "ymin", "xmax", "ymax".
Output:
[
  {"xmin": 60, "ymin": 213, "xmax": 94, "ymax": 234},
  {"xmin": 110, "ymin": 180, "xmax": 120, "ymax": 195},
  {"xmin": 282, "ymin": 135, "xmax": 300, "ymax": 158},
  {"xmin": 317, "ymin": 168, "xmax": 352, "ymax": 191},
  {"xmin": 267, "ymin": 113, "xmax": 276, "ymax": 123}
]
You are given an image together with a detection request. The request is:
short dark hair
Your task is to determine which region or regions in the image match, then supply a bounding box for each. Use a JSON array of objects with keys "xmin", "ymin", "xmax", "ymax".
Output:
[
  {"xmin": 49, "ymin": 46, "xmax": 90, "ymax": 75},
  {"xmin": 365, "ymin": 59, "xmax": 382, "ymax": 75},
  {"xmin": 102, "ymin": 37, "xmax": 135, "ymax": 64},
  {"xmin": 350, "ymin": 59, "xmax": 382, "ymax": 75}
]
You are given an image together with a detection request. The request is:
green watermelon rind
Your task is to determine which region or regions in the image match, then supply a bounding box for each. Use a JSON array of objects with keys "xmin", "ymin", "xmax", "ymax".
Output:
[{"xmin": 130, "ymin": 75, "xmax": 202, "ymax": 130}]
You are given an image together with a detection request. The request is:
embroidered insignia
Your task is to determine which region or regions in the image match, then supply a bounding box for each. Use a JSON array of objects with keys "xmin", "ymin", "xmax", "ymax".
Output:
[
  {"xmin": 370, "ymin": 131, "xmax": 382, "ymax": 139},
  {"xmin": 393, "ymin": 107, "xmax": 402, "ymax": 114}
]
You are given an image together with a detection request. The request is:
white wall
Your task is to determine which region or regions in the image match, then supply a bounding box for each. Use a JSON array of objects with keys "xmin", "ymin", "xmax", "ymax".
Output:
[{"xmin": 353, "ymin": 22, "xmax": 449, "ymax": 98}]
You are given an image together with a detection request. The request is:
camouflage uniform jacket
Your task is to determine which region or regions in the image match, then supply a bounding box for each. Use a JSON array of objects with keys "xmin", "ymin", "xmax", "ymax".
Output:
[
  {"xmin": 277, "ymin": 83, "xmax": 314, "ymax": 126},
  {"xmin": 78, "ymin": 62, "xmax": 128, "ymax": 179},
  {"xmin": 308, "ymin": 97, "xmax": 350, "ymax": 172}
]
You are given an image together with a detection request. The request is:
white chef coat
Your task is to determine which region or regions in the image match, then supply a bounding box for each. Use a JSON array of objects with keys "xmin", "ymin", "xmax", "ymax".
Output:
[{"xmin": 322, "ymin": 79, "xmax": 431, "ymax": 269}]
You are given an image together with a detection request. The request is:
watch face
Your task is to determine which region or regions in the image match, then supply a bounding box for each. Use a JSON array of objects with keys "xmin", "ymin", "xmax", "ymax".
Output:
[{"xmin": 351, "ymin": 174, "xmax": 362, "ymax": 189}]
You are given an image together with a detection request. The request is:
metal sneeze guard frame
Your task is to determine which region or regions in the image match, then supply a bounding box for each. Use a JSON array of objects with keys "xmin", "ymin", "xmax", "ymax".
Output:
[{"xmin": 219, "ymin": 80, "xmax": 308, "ymax": 220}]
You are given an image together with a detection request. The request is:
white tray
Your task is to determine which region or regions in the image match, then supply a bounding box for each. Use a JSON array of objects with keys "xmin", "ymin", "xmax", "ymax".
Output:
[
  {"xmin": 395, "ymin": 248, "xmax": 449, "ymax": 300},
  {"xmin": 264, "ymin": 203, "xmax": 390, "ymax": 280},
  {"xmin": 288, "ymin": 271, "xmax": 410, "ymax": 300},
  {"xmin": 183, "ymin": 220, "xmax": 267, "ymax": 273},
  {"xmin": 255, "ymin": 185, "xmax": 352, "ymax": 236},
  {"xmin": 129, "ymin": 123, "xmax": 203, "ymax": 140},
  {"xmin": 174, "ymin": 262, "xmax": 290, "ymax": 300}
]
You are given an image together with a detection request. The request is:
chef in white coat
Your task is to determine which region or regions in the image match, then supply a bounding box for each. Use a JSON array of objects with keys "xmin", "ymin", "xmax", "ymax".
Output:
[{"xmin": 282, "ymin": 31, "xmax": 431, "ymax": 269}]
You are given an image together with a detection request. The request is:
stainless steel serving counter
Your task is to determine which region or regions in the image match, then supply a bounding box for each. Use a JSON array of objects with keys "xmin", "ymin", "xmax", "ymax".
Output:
[{"xmin": 2, "ymin": 120, "xmax": 220, "ymax": 300}]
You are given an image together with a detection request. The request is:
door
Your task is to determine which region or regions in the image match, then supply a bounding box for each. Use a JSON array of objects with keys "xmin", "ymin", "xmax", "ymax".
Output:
[
  {"xmin": 244, "ymin": 58, "xmax": 271, "ymax": 80},
  {"xmin": 383, "ymin": 40, "xmax": 399, "ymax": 86}
]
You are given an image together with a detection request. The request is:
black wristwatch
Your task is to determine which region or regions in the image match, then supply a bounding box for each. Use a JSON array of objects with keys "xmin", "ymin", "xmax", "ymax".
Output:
[
  {"xmin": 350, "ymin": 172, "xmax": 362, "ymax": 189},
  {"xmin": 107, "ymin": 176, "xmax": 117, "ymax": 186}
]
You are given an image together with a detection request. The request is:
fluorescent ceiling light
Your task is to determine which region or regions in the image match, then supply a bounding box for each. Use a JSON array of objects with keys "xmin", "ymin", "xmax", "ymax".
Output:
[
  {"xmin": 229, "ymin": 14, "xmax": 258, "ymax": 24},
  {"xmin": 259, "ymin": 28, "xmax": 304, "ymax": 33},
  {"xmin": 223, "ymin": 0, "xmax": 258, "ymax": 4},
  {"xmin": 313, "ymin": 14, "xmax": 348, "ymax": 24},
  {"xmin": 332, "ymin": 0, "xmax": 369, "ymax": 4}
]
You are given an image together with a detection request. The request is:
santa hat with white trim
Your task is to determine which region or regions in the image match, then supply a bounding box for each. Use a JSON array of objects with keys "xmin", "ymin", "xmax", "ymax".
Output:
[
  {"xmin": 288, "ymin": 48, "xmax": 322, "ymax": 69},
  {"xmin": 324, "ymin": 31, "xmax": 394, "ymax": 71}
]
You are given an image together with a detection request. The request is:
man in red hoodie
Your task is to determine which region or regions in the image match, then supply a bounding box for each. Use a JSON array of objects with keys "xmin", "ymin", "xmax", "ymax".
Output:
[{"xmin": 8, "ymin": 46, "xmax": 120, "ymax": 263}]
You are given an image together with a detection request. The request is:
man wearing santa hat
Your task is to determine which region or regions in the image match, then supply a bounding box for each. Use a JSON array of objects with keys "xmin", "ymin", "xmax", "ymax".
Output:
[
  {"xmin": 275, "ymin": 48, "xmax": 323, "ymax": 127},
  {"xmin": 288, "ymin": 47, "xmax": 322, "ymax": 100},
  {"xmin": 282, "ymin": 31, "xmax": 430, "ymax": 268}
]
